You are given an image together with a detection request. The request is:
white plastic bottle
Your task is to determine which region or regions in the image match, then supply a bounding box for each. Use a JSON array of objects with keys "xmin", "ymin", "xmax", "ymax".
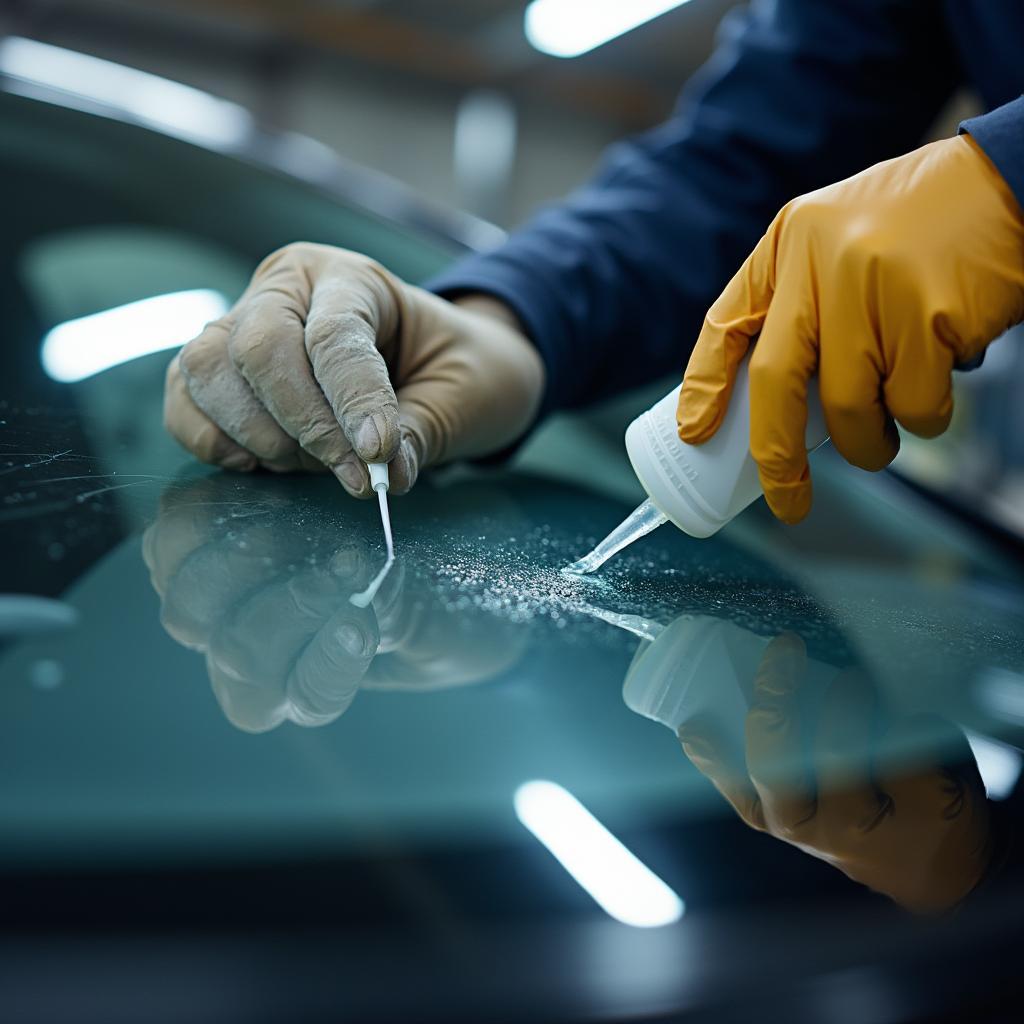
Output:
[{"xmin": 565, "ymin": 355, "xmax": 829, "ymax": 573}]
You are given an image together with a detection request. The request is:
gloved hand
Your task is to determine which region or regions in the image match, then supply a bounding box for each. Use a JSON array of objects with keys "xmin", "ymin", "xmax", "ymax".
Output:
[
  {"xmin": 678, "ymin": 634, "xmax": 994, "ymax": 914},
  {"xmin": 678, "ymin": 135, "xmax": 1024, "ymax": 523},
  {"xmin": 164, "ymin": 244, "xmax": 544, "ymax": 497}
]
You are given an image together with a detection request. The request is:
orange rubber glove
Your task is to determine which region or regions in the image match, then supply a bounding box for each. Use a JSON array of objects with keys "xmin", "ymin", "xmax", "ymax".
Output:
[{"xmin": 678, "ymin": 135, "xmax": 1024, "ymax": 523}]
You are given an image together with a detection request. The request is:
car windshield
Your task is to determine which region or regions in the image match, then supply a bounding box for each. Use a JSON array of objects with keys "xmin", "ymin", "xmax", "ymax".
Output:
[{"xmin": 2, "ymin": 87, "xmax": 1024, "ymax": 1021}]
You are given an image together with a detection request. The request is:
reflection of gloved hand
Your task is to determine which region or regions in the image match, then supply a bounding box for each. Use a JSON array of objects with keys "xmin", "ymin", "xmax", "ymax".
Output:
[
  {"xmin": 143, "ymin": 479, "xmax": 524, "ymax": 732},
  {"xmin": 679, "ymin": 135, "xmax": 1024, "ymax": 523},
  {"xmin": 679, "ymin": 634, "xmax": 994, "ymax": 914},
  {"xmin": 164, "ymin": 244, "xmax": 544, "ymax": 498}
]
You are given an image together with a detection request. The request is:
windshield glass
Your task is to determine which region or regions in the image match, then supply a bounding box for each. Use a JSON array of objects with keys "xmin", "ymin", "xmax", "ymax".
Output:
[{"xmin": 2, "ymin": 88, "xmax": 1024, "ymax": 1022}]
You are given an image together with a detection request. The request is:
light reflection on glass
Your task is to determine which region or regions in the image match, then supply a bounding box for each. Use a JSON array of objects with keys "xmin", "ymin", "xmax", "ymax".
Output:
[
  {"xmin": 41, "ymin": 289, "xmax": 229, "ymax": 382},
  {"xmin": 0, "ymin": 37, "xmax": 254, "ymax": 148},
  {"xmin": 514, "ymin": 779, "xmax": 684, "ymax": 928},
  {"xmin": 965, "ymin": 730, "xmax": 1023, "ymax": 800},
  {"xmin": 976, "ymin": 666, "xmax": 1024, "ymax": 726}
]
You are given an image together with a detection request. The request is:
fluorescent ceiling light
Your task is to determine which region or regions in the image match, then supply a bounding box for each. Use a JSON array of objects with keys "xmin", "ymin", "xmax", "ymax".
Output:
[
  {"xmin": 514, "ymin": 780, "xmax": 684, "ymax": 928},
  {"xmin": 525, "ymin": 0, "xmax": 694, "ymax": 58},
  {"xmin": 0, "ymin": 36, "xmax": 253, "ymax": 148},
  {"xmin": 41, "ymin": 289, "xmax": 229, "ymax": 383}
]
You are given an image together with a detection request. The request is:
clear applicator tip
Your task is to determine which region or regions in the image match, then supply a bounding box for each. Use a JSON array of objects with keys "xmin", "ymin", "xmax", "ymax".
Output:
[{"xmin": 563, "ymin": 497, "xmax": 668, "ymax": 575}]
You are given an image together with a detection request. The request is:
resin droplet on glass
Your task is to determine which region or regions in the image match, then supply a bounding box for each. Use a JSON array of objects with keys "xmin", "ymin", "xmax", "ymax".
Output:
[{"xmin": 562, "ymin": 498, "xmax": 668, "ymax": 575}]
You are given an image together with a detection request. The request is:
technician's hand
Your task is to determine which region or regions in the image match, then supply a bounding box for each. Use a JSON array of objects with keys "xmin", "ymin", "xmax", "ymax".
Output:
[
  {"xmin": 679, "ymin": 635, "xmax": 994, "ymax": 914},
  {"xmin": 164, "ymin": 244, "xmax": 544, "ymax": 497},
  {"xmin": 679, "ymin": 135, "xmax": 1024, "ymax": 523}
]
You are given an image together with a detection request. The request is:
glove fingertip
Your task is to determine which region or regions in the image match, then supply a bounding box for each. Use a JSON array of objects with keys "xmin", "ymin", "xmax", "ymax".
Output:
[
  {"xmin": 677, "ymin": 416, "xmax": 717, "ymax": 445},
  {"xmin": 763, "ymin": 478, "xmax": 813, "ymax": 525},
  {"xmin": 386, "ymin": 437, "xmax": 419, "ymax": 495},
  {"xmin": 333, "ymin": 459, "xmax": 371, "ymax": 498},
  {"xmin": 760, "ymin": 632, "xmax": 807, "ymax": 677},
  {"xmin": 351, "ymin": 411, "xmax": 401, "ymax": 463},
  {"xmin": 676, "ymin": 396, "xmax": 724, "ymax": 445}
]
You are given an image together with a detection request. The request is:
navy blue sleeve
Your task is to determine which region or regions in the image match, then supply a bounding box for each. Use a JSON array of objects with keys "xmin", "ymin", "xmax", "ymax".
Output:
[
  {"xmin": 427, "ymin": 0, "xmax": 959, "ymax": 418},
  {"xmin": 961, "ymin": 96, "xmax": 1024, "ymax": 211}
]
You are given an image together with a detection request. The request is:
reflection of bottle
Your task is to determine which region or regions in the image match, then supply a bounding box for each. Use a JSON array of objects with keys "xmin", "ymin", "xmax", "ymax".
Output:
[
  {"xmin": 622, "ymin": 616, "xmax": 835, "ymax": 748},
  {"xmin": 565, "ymin": 357, "xmax": 828, "ymax": 574}
]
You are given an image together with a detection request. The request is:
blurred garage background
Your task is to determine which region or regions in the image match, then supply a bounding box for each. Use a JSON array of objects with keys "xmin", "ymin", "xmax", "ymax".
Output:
[
  {"xmin": 1, "ymin": 0, "xmax": 1022, "ymax": 534},
  {"xmin": 0, "ymin": 0, "xmax": 746, "ymax": 227}
]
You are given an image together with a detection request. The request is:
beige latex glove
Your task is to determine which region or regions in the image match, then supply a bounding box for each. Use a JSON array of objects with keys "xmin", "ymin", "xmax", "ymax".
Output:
[
  {"xmin": 679, "ymin": 634, "xmax": 994, "ymax": 914},
  {"xmin": 679, "ymin": 135, "xmax": 1024, "ymax": 523},
  {"xmin": 164, "ymin": 244, "xmax": 544, "ymax": 497}
]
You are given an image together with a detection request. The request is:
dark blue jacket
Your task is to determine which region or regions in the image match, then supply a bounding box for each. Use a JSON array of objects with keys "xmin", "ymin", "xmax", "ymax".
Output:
[{"xmin": 429, "ymin": 0, "xmax": 1024, "ymax": 418}]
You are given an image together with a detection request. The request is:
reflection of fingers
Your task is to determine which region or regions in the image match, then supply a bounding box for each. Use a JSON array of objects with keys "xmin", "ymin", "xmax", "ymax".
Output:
[
  {"xmin": 208, "ymin": 658, "xmax": 288, "ymax": 734},
  {"xmin": 141, "ymin": 525, "xmax": 160, "ymax": 580},
  {"xmin": 144, "ymin": 480, "xmax": 236, "ymax": 592},
  {"xmin": 678, "ymin": 717, "xmax": 765, "ymax": 830},
  {"xmin": 877, "ymin": 715, "xmax": 986, "ymax": 818},
  {"xmin": 745, "ymin": 634, "xmax": 815, "ymax": 834},
  {"xmin": 164, "ymin": 353, "xmax": 257, "ymax": 470},
  {"xmin": 367, "ymin": 560, "xmax": 409, "ymax": 651},
  {"xmin": 365, "ymin": 593, "xmax": 523, "ymax": 691},
  {"xmin": 814, "ymin": 670, "xmax": 887, "ymax": 833},
  {"xmin": 160, "ymin": 538, "xmax": 287, "ymax": 648},
  {"xmin": 205, "ymin": 567, "xmax": 361, "ymax": 730},
  {"xmin": 286, "ymin": 607, "xmax": 378, "ymax": 726},
  {"xmin": 207, "ymin": 573, "xmax": 335, "ymax": 683},
  {"xmin": 878, "ymin": 717, "xmax": 993, "ymax": 913},
  {"xmin": 327, "ymin": 544, "xmax": 375, "ymax": 590},
  {"xmin": 206, "ymin": 568, "xmax": 377, "ymax": 731},
  {"xmin": 179, "ymin": 322, "xmax": 303, "ymax": 468},
  {"xmin": 143, "ymin": 515, "xmax": 210, "ymax": 599}
]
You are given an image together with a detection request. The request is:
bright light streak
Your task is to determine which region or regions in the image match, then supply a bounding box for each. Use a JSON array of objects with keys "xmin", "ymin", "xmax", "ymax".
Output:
[
  {"xmin": 41, "ymin": 290, "xmax": 229, "ymax": 383},
  {"xmin": 524, "ymin": 0, "xmax": 694, "ymax": 58},
  {"xmin": 514, "ymin": 780, "xmax": 684, "ymax": 928},
  {"xmin": 965, "ymin": 731, "xmax": 1023, "ymax": 801},
  {"xmin": 0, "ymin": 37, "xmax": 253, "ymax": 148}
]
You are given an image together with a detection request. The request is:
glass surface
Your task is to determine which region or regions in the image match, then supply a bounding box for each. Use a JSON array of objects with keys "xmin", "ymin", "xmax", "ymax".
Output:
[
  {"xmin": 893, "ymin": 323, "xmax": 1024, "ymax": 539},
  {"xmin": 2, "ymin": 90, "xmax": 1024, "ymax": 1021}
]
